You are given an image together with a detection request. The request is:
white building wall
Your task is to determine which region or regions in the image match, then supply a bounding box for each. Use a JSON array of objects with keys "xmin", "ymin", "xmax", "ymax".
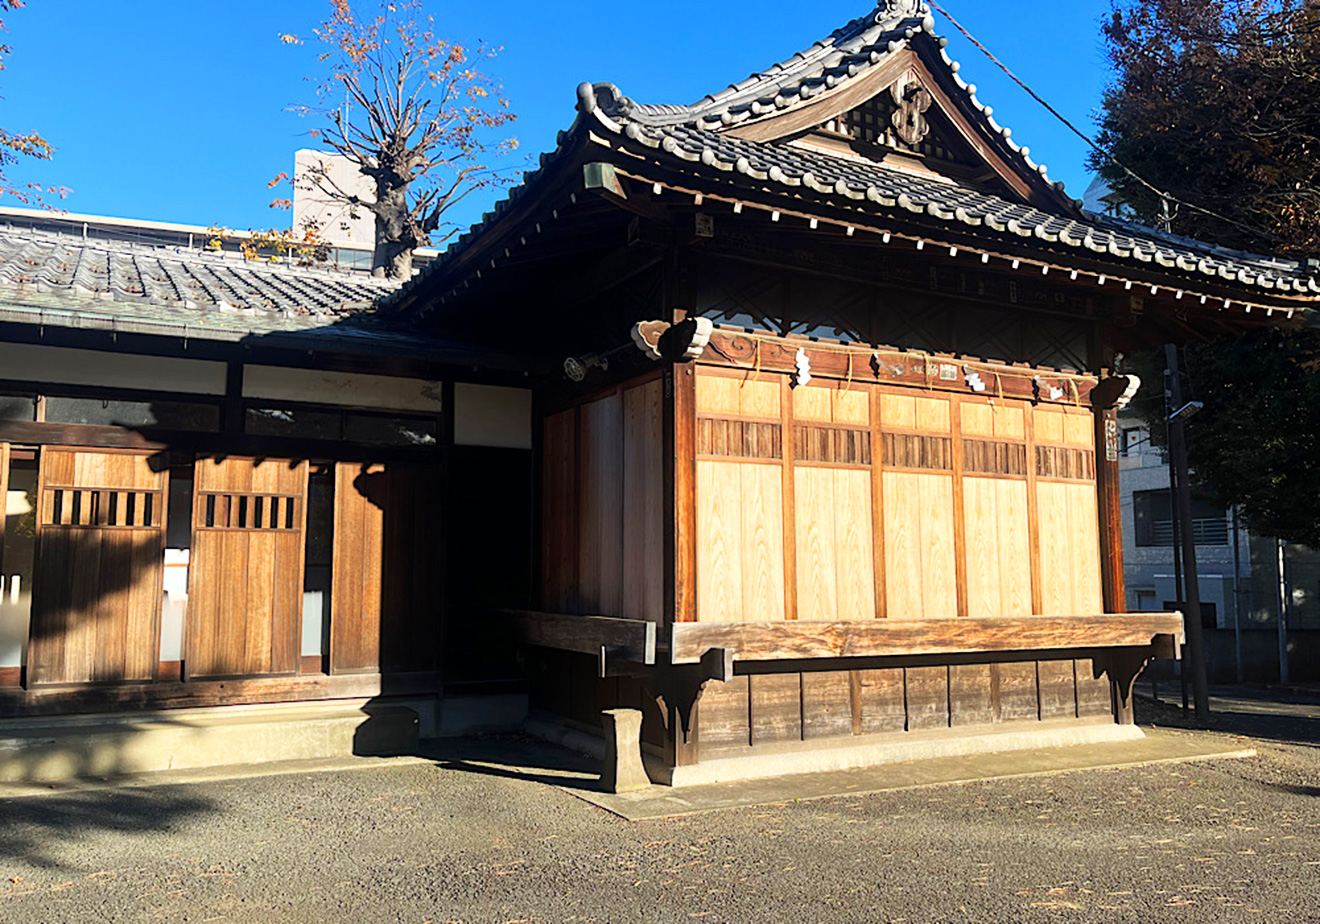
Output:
[{"xmin": 292, "ymin": 150, "xmax": 376, "ymax": 248}]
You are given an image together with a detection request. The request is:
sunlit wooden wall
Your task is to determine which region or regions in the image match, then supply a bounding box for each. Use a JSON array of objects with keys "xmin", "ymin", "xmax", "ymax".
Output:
[{"xmin": 692, "ymin": 365, "xmax": 1104, "ymax": 624}]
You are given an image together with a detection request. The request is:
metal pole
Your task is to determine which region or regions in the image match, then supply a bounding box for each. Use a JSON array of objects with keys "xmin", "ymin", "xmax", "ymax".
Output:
[
  {"xmin": 1165, "ymin": 365, "xmax": 1188, "ymax": 714},
  {"xmin": 1277, "ymin": 537, "xmax": 1290, "ymax": 686},
  {"xmin": 1165, "ymin": 344, "xmax": 1210, "ymax": 717},
  {"xmin": 1232, "ymin": 505, "xmax": 1244, "ymax": 684}
]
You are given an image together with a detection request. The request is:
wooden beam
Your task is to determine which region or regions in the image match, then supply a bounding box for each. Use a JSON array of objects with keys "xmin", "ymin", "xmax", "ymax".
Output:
[
  {"xmin": 505, "ymin": 610, "xmax": 658, "ymax": 665},
  {"xmin": 668, "ymin": 614, "xmax": 1185, "ymax": 664}
]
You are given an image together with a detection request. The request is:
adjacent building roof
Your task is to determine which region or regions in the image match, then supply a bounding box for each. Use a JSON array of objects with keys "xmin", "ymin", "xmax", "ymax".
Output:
[{"xmin": 397, "ymin": 0, "xmax": 1319, "ymax": 311}]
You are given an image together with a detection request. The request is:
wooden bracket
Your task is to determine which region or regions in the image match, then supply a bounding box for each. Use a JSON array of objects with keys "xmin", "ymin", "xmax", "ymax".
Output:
[
  {"xmin": 644, "ymin": 647, "xmax": 735, "ymax": 743},
  {"xmin": 1095, "ymin": 646, "xmax": 1156, "ymax": 725}
]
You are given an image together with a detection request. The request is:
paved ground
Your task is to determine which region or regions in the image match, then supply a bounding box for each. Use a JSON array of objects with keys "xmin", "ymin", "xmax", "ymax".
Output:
[{"xmin": 1, "ymin": 693, "xmax": 1319, "ymax": 923}]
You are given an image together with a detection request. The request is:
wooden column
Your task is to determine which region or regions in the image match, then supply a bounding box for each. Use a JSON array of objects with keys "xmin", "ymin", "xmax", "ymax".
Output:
[{"xmin": 1096, "ymin": 408, "xmax": 1126, "ymax": 613}]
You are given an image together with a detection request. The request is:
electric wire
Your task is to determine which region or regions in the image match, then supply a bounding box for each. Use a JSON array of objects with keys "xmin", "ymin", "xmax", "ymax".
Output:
[{"xmin": 925, "ymin": 0, "xmax": 1293, "ymax": 249}]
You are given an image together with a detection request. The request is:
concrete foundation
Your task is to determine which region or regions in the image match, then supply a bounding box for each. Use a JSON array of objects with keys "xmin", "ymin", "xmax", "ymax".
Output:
[
  {"xmin": 0, "ymin": 699, "xmax": 419, "ymax": 784},
  {"xmin": 525, "ymin": 713, "xmax": 1143, "ymax": 787}
]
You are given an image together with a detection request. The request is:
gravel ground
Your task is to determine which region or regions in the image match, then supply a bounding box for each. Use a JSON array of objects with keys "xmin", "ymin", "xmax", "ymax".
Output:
[{"xmin": 2, "ymin": 697, "xmax": 1319, "ymax": 924}]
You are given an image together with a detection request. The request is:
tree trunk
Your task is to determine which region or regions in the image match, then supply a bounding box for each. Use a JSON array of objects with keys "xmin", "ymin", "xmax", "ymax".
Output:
[{"xmin": 372, "ymin": 183, "xmax": 415, "ymax": 279}]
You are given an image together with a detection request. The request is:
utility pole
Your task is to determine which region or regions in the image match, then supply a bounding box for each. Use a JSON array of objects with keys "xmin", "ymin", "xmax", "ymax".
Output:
[
  {"xmin": 1165, "ymin": 344, "xmax": 1210, "ymax": 717},
  {"xmin": 1277, "ymin": 538, "xmax": 1290, "ymax": 686}
]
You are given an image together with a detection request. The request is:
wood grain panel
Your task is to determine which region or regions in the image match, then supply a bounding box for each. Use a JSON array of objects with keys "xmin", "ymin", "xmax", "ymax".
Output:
[
  {"xmin": 698, "ymin": 418, "xmax": 782, "ymax": 460},
  {"xmin": 996, "ymin": 480, "xmax": 1033, "ymax": 618},
  {"xmin": 961, "ymin": 401, "xmax": 994, "ymax": 438},
  {"xmin": 792, "ymin": 385, "xmax": 833, "ymax": 423},
  {"xmin": 833, "ymin": 388, "xmax": 870, "ymax": 426},
  {"xmin": 749, "ymin": 672, "xmax": 802, "ymax": 744},
  {"xmin": 331, "ymin": 462, "xmax": 384, "ymax": 673},
  {"xmin": 795, "ymin": 466, "xmax": 838, "ymax": 622},
  {"xmin": 696, "ymin": 460, "xmax": 745, "ymax": 623},
  {"xmin": 998, "ymin": 662, "xmax": 1039, "ymax": 722},
  {"xmin": 802, "ymin": 671, "xmax": 854, "ymax": 740},
  {"xmin": 696, "ymin": 374, "xmax": 741, "ymax": 416},
  {"xmin": 1075, "ymin": 658, "xmax": 1114, "ymax": 718},
  {"xmin": 963, "ymin": 477, "xmax": 1032, "ymax": 619},
  {"xmin": 699, "ymin": 675, "xmax": 751, "ymax": 751},
  {"xmin": 905, "ymin": 666, "xmax": 950, "ymax": 730},
  {"xmin": 883, "ymin": 471, "xmax": 923, "ymax": 620},
  {"xmin": 1038, "ymin": 659, "xmax": 1077, "ymax": 719},
  {"xmin": 1067, "ymin": 484, "xmax": 1105, "ymax": 615},
  {"xmin": 696, "ymin": 373, "xmax": 780, "ymax": 419},
  {"xmin": 915, "ymin": 397, "xmax": 952, "ymax": 433},
  {"xmin": 579, "ymin": 395, "xmax": 623, "ymax": 617},
  {"xmin": 949, "ymin": 664, "xmax": 995, "ymax": 727},
  {"xmin": 834, "ymin": 469, "xmax": 875, "ymax": 621},
  {"xmin": 1063, "ymin": 410, "xmax": 1095, "ymax": 448},
  {"xmin": 918, "ymin": 474, "xmax": 958, "ymax": 619},
  {"xmin": 623, "ymin": 381, "xmax": 665, "ymax": 623},
  {"xmin": 740, "ymin": 463, "xmax": 786, "ymax": 621},
  {"xmin": 738, "ymin": 378, "xmax": 782, "ymax": 419},
  {"xmin": 541, "ymin": 410, "xmax": 577, "ymax": 613},
  {"xmin": 28, "ymin": 448, "xmax": 166, "ymax": 686},
  {"xmin": 880, "ymin": 393, "xmax": 916, "ymax": 430},
  {"xmin": 857, "ymin": 668, "xmax": 906, "ymax": 734},
  {"xmin": 1036, "ymin": 481, "xmax": 1073, "ymax": 616},
  {"xmin": 993, "ymin": 405, "xmax": 1025, "ymax": 441},
  {"xmin": 187, "ymin": 456, "xmax": 307, "ymax": 680},
  {"xmin": 1033, "ymin": 407, "xmax": 1065, "ymax": 445}
]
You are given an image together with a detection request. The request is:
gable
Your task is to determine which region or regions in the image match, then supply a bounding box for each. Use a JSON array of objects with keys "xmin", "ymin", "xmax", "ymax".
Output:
[{"xmin": 724, "ymin": 48, "xmax": 1048, "ymax": 206}]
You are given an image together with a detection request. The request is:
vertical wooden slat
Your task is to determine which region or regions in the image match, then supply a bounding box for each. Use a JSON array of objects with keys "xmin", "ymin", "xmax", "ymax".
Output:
[
  {"xmin": 949, "ymin": 394, "xmax": 969, "ymax": 619},
  {"xmin": 749, "ymin": 672, "xmax": 803, "ymax": 744},
  {"xmin": 1096, "ymin": 408, "xmax": 1126, "ymax": 612},
  {"xmin": 870, "ymin": 386, "xmax": 887, "ymax": 619},
  {"xmin": 673, "ymin": 366, "xmax": 698, "ymax": 624},
  {"xmin": 779, "ymin": 374, "xmax": 798, "ymax": 621},
  {"xmin": 802, "ymin": 671, "xmax": 853, "ymax": 740},
  {"xmin": 622, "ymin": 381, "xmax": 665, "ymax": 623},
  {"xmin": 1025, "ymin": 408, "xmax": 1044, "ymax": 615}
]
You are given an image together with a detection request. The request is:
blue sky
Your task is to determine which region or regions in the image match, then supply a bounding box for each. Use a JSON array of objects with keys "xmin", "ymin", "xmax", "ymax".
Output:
[{"xmin": 0, "ymin": 0, "xmax": 1117, "ymax": 242}]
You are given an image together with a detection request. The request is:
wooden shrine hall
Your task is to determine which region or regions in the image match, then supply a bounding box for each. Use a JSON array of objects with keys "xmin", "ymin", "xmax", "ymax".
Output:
[
  {"xmin": 0, "ymin": 0, "xmax": 1317, "ymax": 783},
  {"xmin": 386, "ymin": 0, "xmax": 1318, "ymax": 782}
]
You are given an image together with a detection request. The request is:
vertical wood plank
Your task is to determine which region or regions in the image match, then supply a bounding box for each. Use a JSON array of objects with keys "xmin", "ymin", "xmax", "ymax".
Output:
[
  {"xmin": 857, "ymin": 668, "xmax": 906, "ymax": 734},
  {"xmin": 780, "ymin": 375, "xmax": 798, "ymax": 621},
  {"xmin": 904, "ymin": 666, "xmax": 950, "ymax": 730},
  {"xmin": 997, "ymin": 479, "xmax": 1033, "ymax": 617},
  {"xmin": 1068, "ymin": 483, "xmax": 1105, "ymax": 614},
  {"xmin": 802, "ymin": 671, "xmax": 854, "ymax": 740},
  {"xmin": 1096, "ymin": 408, "xmax": 1126, "ymax": 612},
  {"xmin": 1075, "ymin": 658, "xmax": 1115, "ymax": 718},
  {"xmin": 698, "ymin": 675, "xmax": 751, "ymax": 751},
  {"xmin": 919, "ymin": 474, "xmax": 958, "ymax": 619},
  {"xmin": 883, "ymin": 471, "xmax": 923, "ymax": 620},
  {"xmin": 962, "ymin": 477, "xmax": 1002, "ymax": 619},
  {"xmin": 695, "ymin": 460, "xmax": 743, "ymax": 623},
  {"xmin": 674, "ymin": 367, "xmax": 698, "ymax": 624},
  {"xmin": 740, "ymin": 462, "xmax": 785, "ymax": 621},
  {"xmin": 949, "ymin": 664, "xmax": 995, "ymax": 727},
  {"xmin": 1038, "ymin": 659, "xmax": 1077, "ymax": 719},
  {"xmin": 833, "ymin": 468, "xmax": 875, "ymax": 620},
  {"xmin": 623, "ymin": 381, "xmax": 665, "ymax": 623},
  {"xmin": 749, "ymin": 672, "xmax": 803, "ymax": 744},
  {"xmin": 1036, "ymin": 482, "xmax": 1072, "ymax": 615},
  {"xmin": 870, "ymin": 386, "xmax": 887, "ymax": 620},
  {"xmin": 997, "ymin": 662, "xmax": 1040, "ymax": 721},
  {"xmin": 1024, "ymin": 404, "xmax": 1044, "ymax": 615},
  {"xmin": 949, "ymin": 394, "xmax": 969, "ymax": 619},
  {"xmin": 795, "ymin": 466, "xmax": 837, "ymax": 621},
  {"xmin": 541, "ymin": 411, "xmax": 578, "ymax": 613}
]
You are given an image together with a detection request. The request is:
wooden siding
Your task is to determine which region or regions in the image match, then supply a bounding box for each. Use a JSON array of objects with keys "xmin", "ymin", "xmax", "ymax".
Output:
[
  {"xmin": 28, "ymin": 448, "xmax": 166, "ymax": 686},
  {"xmin": 697, "ymin": 658, "xmax": 1114, "ymax": 757},
  {"xmin": 186, "ymin": 456, "xmax": 309, "ymax": 679},
  {"xmin": 691, "ymin": 368, "xmax": 1106, "ymax": 630},
  {"xmin": 539, "ymin": 377, "xmax": 665, "ymax": 622}
]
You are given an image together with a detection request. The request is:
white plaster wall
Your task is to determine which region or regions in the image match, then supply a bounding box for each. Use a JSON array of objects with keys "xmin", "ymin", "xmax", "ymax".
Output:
[
  {"xmin": 0, "ymin": 343, "xmax": 227, "ymax": 395},
  {"xmin": 453, "ymin": 383, "xmax": 532, "ymax": 450},
  {"xmin": 242, "ymin": 365, "xmax": 444, "ymax": 414}
]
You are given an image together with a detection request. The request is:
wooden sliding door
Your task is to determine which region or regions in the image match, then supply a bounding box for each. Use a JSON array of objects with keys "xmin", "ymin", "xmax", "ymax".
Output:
[
  {"xmin": 330, "ymin": 461, "xmax": 441, "ymax": 674},
  {"xmin": 28, "ymin": 447, "xmax": 167, "ymax": 685},
  {"xmin": 186, "ymin": 456, "xmax": 308, "ymax": 679}
]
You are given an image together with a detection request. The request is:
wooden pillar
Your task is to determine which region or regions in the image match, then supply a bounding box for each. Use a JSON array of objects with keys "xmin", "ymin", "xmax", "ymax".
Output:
[{"xmin": 1096, "ymin": 407, "xmax": 1126, "ymax": 613}]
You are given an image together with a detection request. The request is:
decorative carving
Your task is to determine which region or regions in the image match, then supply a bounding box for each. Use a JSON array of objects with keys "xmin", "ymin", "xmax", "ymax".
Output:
[
  {"xmin": 875, "ymin": 0, "xmax": 924, "ymax": 25},
  {"xmin": 890, "ymin": 72, "xmax": 934, "ymax": 146}
]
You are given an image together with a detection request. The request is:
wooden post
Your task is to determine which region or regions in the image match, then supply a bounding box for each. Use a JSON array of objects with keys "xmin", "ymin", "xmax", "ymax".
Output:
[{"xmin": 1095, "ymin": 407, "xmax": 1126, "ymax": 613}]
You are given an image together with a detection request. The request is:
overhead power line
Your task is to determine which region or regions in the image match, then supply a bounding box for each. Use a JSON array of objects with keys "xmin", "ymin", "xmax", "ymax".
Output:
[{"xmin": 925, "ymin": 0, "xmax": 1290, "ymax": 249}]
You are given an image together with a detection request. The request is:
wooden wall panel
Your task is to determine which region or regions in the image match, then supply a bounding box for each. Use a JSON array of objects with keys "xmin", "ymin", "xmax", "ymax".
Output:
[
  {"xmin": 331, "ymin": 462, "xmax": 385, "ymax": 673},
  {"xmin": 949, "ymin": 664, "xmax": 995, "ymax": 727},
  {"xmin": 740, "ymin": 463, "xmax": 786, "ymax": 621},
  {"xmin": 794, "ymin": 467, "xmax": 838, "ymax": 622},
  {"xmin": 998, "ymin": 662, "xmax": 1040, "ymax": 722},
  {"xmin": 28, "ymin": 448, "xmax": 166, "ymax": 686},
  {"xmin": 857, "ymin": 668, "xmax": 907, "ymax": 734},
  {"xmin": 696, "ymin": 460, "xmax": 745, "ymax": 623},
  {"xmin": 1036, "ymin": 481, "xmax": 1073, "ymax": 616},
  {"xmin": 1038, "ymin": 659, "xmax": 1077, "ymax": 719},
  {"xmin": 623, "ymin": 381, "xmax": 665, "ymax": 623},
  {"xmin": 1075, "ymin": 658, "xmax": 1114, "ymax": 718},
  {"xmin": 963, "ymin": 478, "xmax": 1032, "ymax": 618},
  {"xmin": 541, "ymin": 411, "xmax": 577, "ymax": 613},
  {"xmin": 1067, "ymin": 484, "xmax": 1105, "ymax": 614},
  {"xmin": 749, "ymin": 673, "xmax": 802, "ymax": 744},
  {"xmin": 187, "ymin": 456, "xmax": 307, "ymax": 679},
  {"xmin": 802, "ymin": 670, "xmax": 853, "ymax": 740},
  {"xmin": 833, "ymin": 469, "xmax": 875, "ymax": 620},
  {"xmin": 699, "ymin": 675, "xmax": 751, "ymax": 750},
  {"xmin": 697, "ymin": 374, "xmax": 779, "ymax": 419},
  {"xmin": 578, "ymin": 396, "xmax": 624, "ymax": 617},
  {"xmin": 904, "ymin": 665, "xmax": 950, "ymax": 730}
]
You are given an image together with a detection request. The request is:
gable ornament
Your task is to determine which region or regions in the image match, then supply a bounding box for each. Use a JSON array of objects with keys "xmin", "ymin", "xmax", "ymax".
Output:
[
  {"xmin": 876, "ymin": 0, "xmax": 925, "ymax": 25},
  {"xmin": 890, "ymin": 72, "xmax": 934, "ymax": 145}
]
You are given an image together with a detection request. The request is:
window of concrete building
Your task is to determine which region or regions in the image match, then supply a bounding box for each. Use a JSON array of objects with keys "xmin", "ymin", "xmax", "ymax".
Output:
[{"xmin": 1133, "ymin": 489, "xmax": 1229, "ymax": 547}]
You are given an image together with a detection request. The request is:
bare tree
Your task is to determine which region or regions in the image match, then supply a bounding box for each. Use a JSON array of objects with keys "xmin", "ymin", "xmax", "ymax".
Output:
[{"xmin": 276, "ymin": 0, "xmax": 517, "ymax": 278}]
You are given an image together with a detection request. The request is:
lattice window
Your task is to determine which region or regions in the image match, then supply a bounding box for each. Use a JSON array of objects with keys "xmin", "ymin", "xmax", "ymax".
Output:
[
  {"xmin": 836, "ymin": 92, "xmax": 957, "ymax": 163},
  {"xmin": 1035, "ymin": 446, "xmax": 1097, "ymax": 481},
  {"xmin": 41, "ymin": 487, "xmax": 162, "ymax": 529},
  {"xmin": 197, "ymin": 492, "xmax": 302, "ymax": 531},
  {"xmin": 696, "ymin": 418, "xmax": 783, "ymax": 460},
  {"xmin": 881, "ymin": 433, "xmax": 953, "ymax": 471},
  {"xmin": 793, "ymin": 425, "xmax": 871, "ymax": 466}
]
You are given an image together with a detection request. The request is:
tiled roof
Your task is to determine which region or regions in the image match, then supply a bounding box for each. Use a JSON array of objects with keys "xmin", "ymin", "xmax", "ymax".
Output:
[
  {"xmin": 396, "ymin": 0, "xmax": 1319, "ymax": 308},
  {"xmin": 0, "ymin": 227, "xmax": 397, "ymax": 319}
]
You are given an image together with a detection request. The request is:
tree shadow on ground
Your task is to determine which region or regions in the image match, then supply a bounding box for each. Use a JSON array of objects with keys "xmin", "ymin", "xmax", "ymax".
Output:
[
  {"xmin": 1137, "ymin": 688, "xmax": 1320, "ymax": 750},
  {"xmin": 0, "ymin": 786, "xmax": 217, "ymax": 869},
  {"xmin": 418, "ymin": 733, "xmax": 604, "ymax": 793}
]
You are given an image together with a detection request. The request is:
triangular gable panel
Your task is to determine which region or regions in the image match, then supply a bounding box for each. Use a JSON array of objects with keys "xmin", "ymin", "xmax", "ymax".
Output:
[{"xmin": 724, "ymin": 48, "xmax": 1047, "ymax": 207}]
